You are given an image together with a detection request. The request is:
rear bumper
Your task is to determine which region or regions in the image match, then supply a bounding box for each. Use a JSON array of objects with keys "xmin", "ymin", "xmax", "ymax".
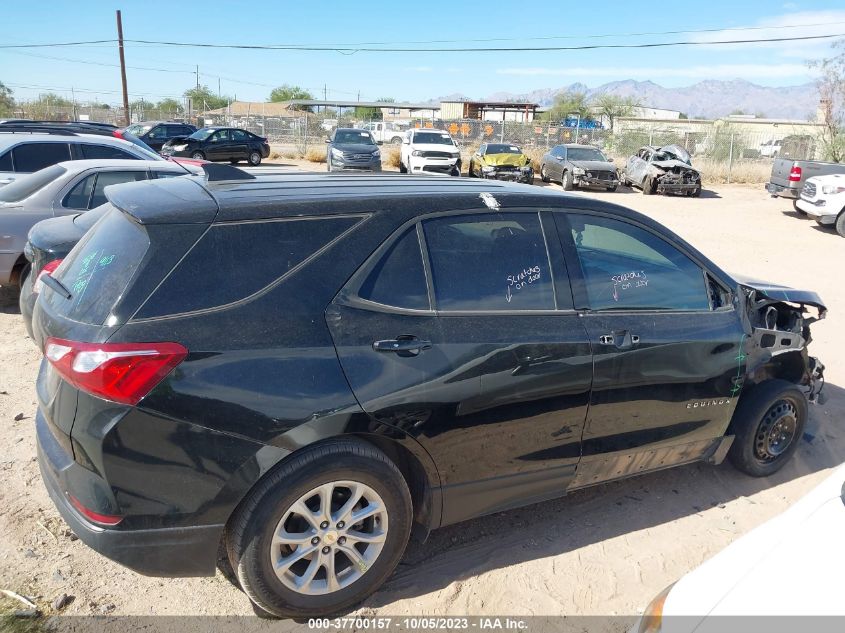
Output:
[
  {"xmin": 765, "ymin": 182, "xmax": 799, "ymax": 198},
  {"xmin": 37, "ymin": 410, "xmax": 221, "ymax": 577}
]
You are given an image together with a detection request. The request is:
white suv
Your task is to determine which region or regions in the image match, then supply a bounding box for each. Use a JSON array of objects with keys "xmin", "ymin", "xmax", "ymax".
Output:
[
  {"xmin": 796, "ymin": 173, "xmax": 845, "ymax": 237},
  {"xmin": 399, "ymin": 128, "xmax": 461, "ymax": 176},
  {"xmin": 0, "ymin": 131, "xmax": 164, "ymax": 186}
]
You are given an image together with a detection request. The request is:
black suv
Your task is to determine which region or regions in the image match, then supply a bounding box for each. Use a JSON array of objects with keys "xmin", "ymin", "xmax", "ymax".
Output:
[{"xmin": 33, "ymin": 168, "xmax": 825, "ymax": 618}]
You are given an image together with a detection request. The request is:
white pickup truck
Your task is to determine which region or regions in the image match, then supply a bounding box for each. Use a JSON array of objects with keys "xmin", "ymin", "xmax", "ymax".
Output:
[
  {"xmin": 360, "ymin": 122, "xmax": 406, "ymax": 145},
  {"xmin": 399, "ymin": 128, "xmax": 461, "ymax": 176},
  {"xmin": 796, "ymin": 173, "xmax": 845, "ymax": 237}
]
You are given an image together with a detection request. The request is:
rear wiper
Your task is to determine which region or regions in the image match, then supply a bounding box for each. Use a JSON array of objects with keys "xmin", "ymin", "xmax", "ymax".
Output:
[{"xmin": 42, "ymin": 274, "xmax": 72, "ymax": 300}]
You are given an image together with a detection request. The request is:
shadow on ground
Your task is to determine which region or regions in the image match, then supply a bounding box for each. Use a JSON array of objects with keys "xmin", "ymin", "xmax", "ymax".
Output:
[
  {"xmin": 366, "ymin": 382, "xmax": 845, "ymax": 607},
  {"xmin": 0, "ymin": 286, "xmax": 20, "ymax": 315}
]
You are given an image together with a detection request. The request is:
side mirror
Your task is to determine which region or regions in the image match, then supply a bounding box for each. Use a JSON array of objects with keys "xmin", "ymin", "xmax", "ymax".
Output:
[
  {"xmin": 608, "ymin": 157, "xmax": 614, "ymax": 163},
  {"xmin": 325, "ymin": 138, "xmax": 331, "ymax": 143}
]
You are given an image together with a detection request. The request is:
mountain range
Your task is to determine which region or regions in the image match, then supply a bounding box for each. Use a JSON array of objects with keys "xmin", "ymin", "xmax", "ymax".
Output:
[{"xmin": 438, "ymin": 79, "xmax": 821, "ymax": 120}]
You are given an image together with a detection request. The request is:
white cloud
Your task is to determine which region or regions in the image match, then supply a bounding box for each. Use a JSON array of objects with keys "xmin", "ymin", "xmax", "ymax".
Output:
[{"xmin": 495, "ymin": 64, "xmax": 815, "ymax": 80}]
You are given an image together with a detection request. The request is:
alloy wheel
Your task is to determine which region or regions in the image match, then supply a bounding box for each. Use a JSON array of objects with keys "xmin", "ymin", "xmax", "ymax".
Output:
[{"xmin": 269, "ymin": 480, "xmax": 388, "ymax": 595}]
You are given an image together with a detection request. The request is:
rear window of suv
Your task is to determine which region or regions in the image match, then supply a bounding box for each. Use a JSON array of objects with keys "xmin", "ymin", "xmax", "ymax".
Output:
[{"xmin": 44, "ymin": 208, "xmax": 150, "ymax": 325}]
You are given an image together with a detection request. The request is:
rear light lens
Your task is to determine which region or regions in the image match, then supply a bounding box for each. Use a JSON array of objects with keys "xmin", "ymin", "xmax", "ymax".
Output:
[
  {"xmin": 112, "ymin": 130, "xmax": 125, "ymax": 139},
  {"xmin": 44, "ymin": 337, "xmax": 187, "ymax": 405},
  {"xmin": 789, "ymin": 166, "xmax": 802, "ymax": 182},
  {"xmin": 32, "ymin": 258, "xmax": 63, "ymax": 294},
  {"xmin": 68, "ymin": 494, "xmax": 123, "ymax": 526}
]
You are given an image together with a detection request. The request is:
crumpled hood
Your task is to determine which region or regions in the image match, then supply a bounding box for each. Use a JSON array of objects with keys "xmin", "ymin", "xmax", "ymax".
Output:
[
  {"xmin": 660, "ymin": 143, "xmax": 691, "ymax": 164},
  {"xmin": 570, "ymin": 159, "xmax": 616, "ymax": 171},
  {"xmin": 732, "ymin": 273, "xmax": 826, "ymax": 311},
  {"xmin": 652, "ymin": 159, "xmax": 699, "ymax": 172},
  {"xmin": 483, "ymin": 153, "xmax": 529, "ymax": 167}
]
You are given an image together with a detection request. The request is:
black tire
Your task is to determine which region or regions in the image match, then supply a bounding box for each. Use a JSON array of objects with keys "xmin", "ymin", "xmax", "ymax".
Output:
[
  {"xmin": 540, "ymin": 164, "xmax": 550, "ymax": 183},
  {"xmin": 230, "ymin": 159, "xmax": 240, "ymax": 165},
  {"xmin": 248, "ymin": 151, "xmax": 262, "ymax": 166},
  {"xmin": 390, "ymin": 137, "xmax": 403, "ymax": 145},
  {"xmin": 467, "ymin": 161, "xmax": 476, "ymax": 177},
  {"xmin": 451, "ymin": 164, "xmax": 460, "ymax": 177},
  {"xmin": 642, "ymin": 177, "xmax": 654, "ymax": 195},
  {"xmin": 228, "ymin": 440, "xmax": 412, "ymax": 618},
  {"xmin": 561, "ymin": 170, "xmax": 573, "ymax": 191},
  {"xmin": 689, "ymin": 186, "xmax": 702, "ymax": 197},
  {"xmin": 17, "ymin": 263, "xmax": 31, "ymax": 291},
  {"xmin": 727, "ymin": 380, "xmax": 808, "ymax": 477},
  {"xmin": 191, "ymin": 151, "xmax": 205, "ymax": 160},
  {"xmin": 619, "ymin": 173, "xmax": 628, "ymax": 187},
  {"xmin": 399, "ymin": 161, "xmax": 407, "ymax": 174},
  {"xmin": 606, "ymin": 185, "xmax": 618, "ymax": 192},
  {"xmin": 835, "ymin": 211, "xmax": 845, "ymax": 238},
  {"xmin": 793, "ymin": 200, "xmax": 806, "ymax": 215}
]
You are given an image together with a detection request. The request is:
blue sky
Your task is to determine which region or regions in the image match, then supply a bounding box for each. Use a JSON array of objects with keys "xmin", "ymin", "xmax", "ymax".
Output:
[{"xmin": 2, "ymin": 0, "xmax": 844, "ymax": 105}]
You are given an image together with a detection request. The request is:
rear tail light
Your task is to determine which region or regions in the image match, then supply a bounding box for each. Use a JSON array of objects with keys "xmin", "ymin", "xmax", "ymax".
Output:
[
  {"xmin": 112, "ymin": 130, "xmax": 125, "ymax": 139},
  {"xmin": 789, "ymin": 165, "xmax": 802, "ymax": 182},
  {"xmin": 44, "ymin": 337, "xmax": 187, "ymax": 405},
  {"xmin": 68, "ymin": 494, "xmax": 123, "ymax": 526},
  {"xmin": 33, "ymin": 258, "xmax": 63, "ymax": 294}
]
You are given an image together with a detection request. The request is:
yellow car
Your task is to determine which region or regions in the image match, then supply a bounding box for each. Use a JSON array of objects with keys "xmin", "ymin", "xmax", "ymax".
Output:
[{"xmin": 468, "ymin": 143, "xmax": 534, "ymax": 183}]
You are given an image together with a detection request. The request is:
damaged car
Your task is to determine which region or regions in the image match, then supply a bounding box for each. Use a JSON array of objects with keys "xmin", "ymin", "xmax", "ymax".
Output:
[
  {"xmin": 540, "ymin": 143, "xmax": 619, "ymax": 191},
  {"xmin": 33, "ymin": 166, "xmax": 824, "ymax": 617},
  {"xmin": 468, "ymin": 143, "xmax": 534, "ymax": 183},
  {"xmin": 622, "ymin": 144, "xmax": 702, "ymax": 196}
]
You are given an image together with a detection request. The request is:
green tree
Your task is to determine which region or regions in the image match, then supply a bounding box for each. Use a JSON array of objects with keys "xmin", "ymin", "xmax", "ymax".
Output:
[
  {"xmin": 591, "ymin": 93, "xmax": 639, "ymax": 131},
  {"xmin": 156, "ymin": 98, "xmax": 182, "ymax": 113},
  {"xmin": 810, "ymin": 40, "xmax": 845, "ymax": 162},
  {"xmin": 184, "ymin": 85, "xmax": 230, "ymax": 111},
  {"xmin": 541, "ymin": 91, "xmax": 590, "ymax": 122},
  {"xmin": 0, "ymin": 81, "xmax": 14, "ymax": 116},
  {"xmin": 268, "ymin": 84, "xmax": 314, "ymax": 111}
]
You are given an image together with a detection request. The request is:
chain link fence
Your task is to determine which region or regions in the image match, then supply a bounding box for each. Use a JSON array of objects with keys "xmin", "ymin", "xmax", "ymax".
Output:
[{"xmin": 10, "ymin": 102, "xmax": 829, "ymax": 183}]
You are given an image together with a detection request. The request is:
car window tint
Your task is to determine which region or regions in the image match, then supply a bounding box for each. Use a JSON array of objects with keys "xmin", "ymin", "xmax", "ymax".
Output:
[
  {"xmin": 138, "ymin": 216, "xmax": 361, "ymax": 317},
  {"xmin": 62, "ymin": 173, "xmax": 96, "ymax": 209},
  {"xmin": 80, "ymin": 144, "xmax": 137, "ymax": 160},
  {"xmin": 146, "ymin": 126, "xmax": 167, "ymax": 139},
  {"xmin": 151, "ymin": 170, "xmax": 181, "ymax": 179},
  {"xmin": 358, "ymin": 227, "xmax": 429, "ymax": 310},
  {"xmin": 211, "ymin": 130, "xmax": 230, "ymax": 142},
  {"xmin": 232, "ymin": 130, "xmax": 249, "ymax": 141},
  {"xmin": 12, "ymin": 142, "xmax": 71, "ymax": 172},
  {"xmin": 0, "ymin": 151, "xmax": 11, "ymax": 171},
  {"xmin": 565, "ymin": 213, "xmax": 709, "ymax": 311},
  {"xmin": 423, "ymin": 212, "xmax": 555, "ymax": 311},
  {"xmin": 90, "ymin": 171, "xmax": 148, "ymax": 208}
]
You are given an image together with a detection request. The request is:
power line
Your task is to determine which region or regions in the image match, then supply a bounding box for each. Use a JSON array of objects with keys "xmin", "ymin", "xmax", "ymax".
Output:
[{"xmin": 119, "ymin": 32, "xmax": 845, "ymax": 52}]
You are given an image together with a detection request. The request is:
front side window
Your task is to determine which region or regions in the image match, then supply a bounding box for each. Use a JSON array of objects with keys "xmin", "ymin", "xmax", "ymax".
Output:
[
  {"xmin": 423, "ymin": 212, "xmax": 555, "ymax": 311},
  {"xmin": 12, "ymin": 142, "xmax": 71, "ymax": 172},
  {"xmin": 564, "ymin": 213, "xmax": 709, "ymax": 311},
  {"xmin": 80, "ymin": 144, "xmax": 138, "ymax": 160},
  {"xmin": 358, "ymin": 227, "xmax": 429, "ymax": 310}
]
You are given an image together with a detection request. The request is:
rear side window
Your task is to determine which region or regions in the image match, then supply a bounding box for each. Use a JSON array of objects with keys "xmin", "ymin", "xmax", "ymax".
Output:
[
  {"xmin": 62, "ymin": 174, "xmax": 96, "ymax": 209},
  {"xmin": 12, "ymin": 142, "xmax": 71, "ymax": 172},
  {"xmin": 358, "ymin": 227, "xmax": 429, "ymax": 310},
  {"xmin": 89, "ymin": 171, "xmax": 148, "ymax": 208},
  {"xmin": 137, "ymin": 216, "xmax": 360, "ymax": 317},
  {"xmin": 232, "ymin": 130, "xmax": 249, "ymax": 141},
  {"xmin": 46, "ymin": 209, "xmax": 150, "ymax": 325},
  {"xmin": 564, "ymin": 213, "xmax": 709, "ymax": 311},
  {"xmin": 0, "ymin": 151, "xmax": 11, "ymax": 171},
  {"xmin": 80, "ymin": 144, "xmax": 138, "ymax": 160},
  {"xmin": 422, "ymin": 212, "xmax": 555, "ymax": 311}
]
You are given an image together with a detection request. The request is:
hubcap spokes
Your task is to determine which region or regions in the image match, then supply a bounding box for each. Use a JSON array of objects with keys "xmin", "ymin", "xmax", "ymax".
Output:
[{"xmin": 270, "ymin": 481, "xmax": 388, "ymax": 595}]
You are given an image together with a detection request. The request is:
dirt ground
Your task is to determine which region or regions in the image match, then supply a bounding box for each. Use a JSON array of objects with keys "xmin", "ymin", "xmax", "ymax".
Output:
[{"xmin": 1, "ymin": 173, "xmax": 844, "ymax": 626}]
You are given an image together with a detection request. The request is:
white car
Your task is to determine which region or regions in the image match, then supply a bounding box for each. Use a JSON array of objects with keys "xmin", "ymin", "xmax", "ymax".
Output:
[
  {"xmin": 796, "ymin": 173, "xmax": 845, "ymax": 237},
  {"xmin": 634, "ymin": 464, "xmax": 845, "ymax": 632},
  {"xmin": 399, "ymin": 128, "xmax": 461, "ymax": 176},
  {"xmin": 759, "ymin": 139, "xmax": 784, "ymax": 158}
]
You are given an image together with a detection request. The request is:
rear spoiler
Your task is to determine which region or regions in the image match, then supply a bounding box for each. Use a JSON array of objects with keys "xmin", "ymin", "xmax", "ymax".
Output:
[{"xmin": 202, "ymin": 163, "xmax": 256, "ymax": 182}]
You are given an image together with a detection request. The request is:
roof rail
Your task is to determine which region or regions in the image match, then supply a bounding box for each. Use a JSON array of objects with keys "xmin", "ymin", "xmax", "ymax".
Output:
[{"xmin": 202, "ymin": 163, "xmax": 256, "ymax": 182}]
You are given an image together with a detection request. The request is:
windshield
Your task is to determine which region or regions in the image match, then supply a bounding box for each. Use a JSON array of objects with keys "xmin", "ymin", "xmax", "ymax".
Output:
[
  {"xmin": 188, "ymin": 128, "xmax": 215, "ymax": 141},
  {"xmin": 334, "ymin": 130, "xmax": 375, "ymax": 145},
  {"xmin": 125, "ymin": 124, "xmax": 153, "ymax": 136},
  {"xmin": 567, "ymin": 148, "xmax": 608, "ymax": 162},
  {"xmin": 486, "ymin": 144, "xmax": 522, "ymax": 155},
  {"xmin": 415, "ymin": 132, "xmax": 454, "ymax": 145},
  {"xmin": 0, "ymin": 164, "xmax": 66, "ymax": 203}
]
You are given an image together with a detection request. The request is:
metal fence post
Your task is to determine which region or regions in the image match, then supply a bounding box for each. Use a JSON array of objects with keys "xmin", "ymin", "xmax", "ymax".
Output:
[
  {"xmin": 649, "ymin": 127, "xmax": 653, "ymax": 146},
  {"xmin": 728, "ymin": 133, "xmax": 734, "ymax": 184}
]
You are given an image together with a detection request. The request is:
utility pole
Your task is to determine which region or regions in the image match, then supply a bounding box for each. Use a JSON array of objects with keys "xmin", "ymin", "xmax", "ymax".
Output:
[
  {"xmin": 323, "ymin": 84, "xmax": 327, "ymax": 101},
  {"xmin": 196, "ymin": 65, "xmax": 200, "ymax": 90},
  {"xmin": 116, "ymin": 10, "xmax": 130, "ymax": 127},
  {"xmin": 218, "ymin": 77, "xmax": 221, "ymax": 98}
]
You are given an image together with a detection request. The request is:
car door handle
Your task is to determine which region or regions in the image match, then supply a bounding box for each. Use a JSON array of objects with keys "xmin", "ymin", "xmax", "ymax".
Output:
[
  {"xmin": 599, "ymin": 332, "xmax": 640, "ymax": 349},
  {"xmin": 373, "ymin": 335, "xmax": 432, "ymax": 356}
]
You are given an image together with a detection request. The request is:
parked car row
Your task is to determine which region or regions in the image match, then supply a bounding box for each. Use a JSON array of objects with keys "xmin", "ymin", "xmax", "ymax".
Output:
[{"xmin": 765, "ymin": 157, "xmax": 845, "ymax": 238}]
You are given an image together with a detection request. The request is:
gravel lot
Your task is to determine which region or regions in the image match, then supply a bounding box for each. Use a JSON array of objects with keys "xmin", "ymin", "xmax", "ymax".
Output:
[{"xmin": 1, "ymin": 176, "xmax": 843, "ymax": 626}]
